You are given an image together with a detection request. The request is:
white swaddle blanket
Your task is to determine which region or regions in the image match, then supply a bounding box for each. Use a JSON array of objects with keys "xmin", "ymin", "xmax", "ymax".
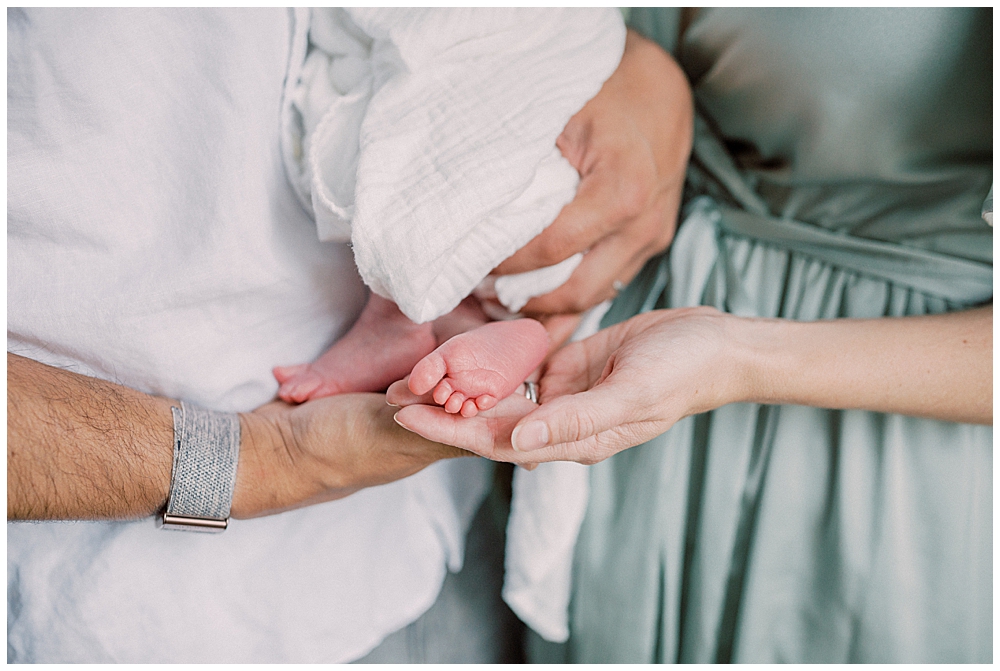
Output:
[
  {"xmin": 284, "ymin": 8, "xmax": 625, "ymax": 323},
  {"xmin": 281, "ymin": 9, "xmax": 626, "ymax": 642}
]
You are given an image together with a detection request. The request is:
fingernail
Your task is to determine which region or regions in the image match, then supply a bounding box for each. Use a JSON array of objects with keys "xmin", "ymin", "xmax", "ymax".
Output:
[
  {"xmin": 386, "ymin": 399, "xmax": 399, "ymax": 407},
  {"xmin": 511, "ymin": 421, "xmax": 549, "ymax": 452},
  {"xmin": 393, "ymin": 411, "xmax": 410, "ymax": 430}
]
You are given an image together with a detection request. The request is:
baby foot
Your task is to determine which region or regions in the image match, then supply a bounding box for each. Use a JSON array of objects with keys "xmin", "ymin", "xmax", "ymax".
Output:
[
  {"xmin": 275, "ymin": 294, "xmax": 436, "ymax": 403},
  {"xmin": 408, "ymin": 318, "xmax": 549, "ymax": 418}
]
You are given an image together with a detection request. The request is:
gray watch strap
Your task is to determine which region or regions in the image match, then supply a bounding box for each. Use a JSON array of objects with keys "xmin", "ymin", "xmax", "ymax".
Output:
[{"xmin": 162, "ymin": 401, "xmax": 241, "ymax": 532}]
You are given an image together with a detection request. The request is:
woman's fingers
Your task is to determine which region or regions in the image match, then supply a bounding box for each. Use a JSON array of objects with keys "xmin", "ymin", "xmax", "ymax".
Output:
[
  {"xmin": 391, "ymin": 366, "xmax": 664, "ymax": 466},
  {"xmin": 518, "ymin": 226, "xmax": 659, "ymax": 314},
  {"xmin": 493, "ymin": 155, "xmax": 645, "ymax": 276},
  {"xmin": 496, "ymin": 147, "xmax": 676, "ymax": 314},
  {"xmin": 391, "ymin": 391, "xmax": 629, "ymax": 466},
  {"xmin": 393, "ymin": 394, "xmax": 538, "ymax": 458},
  {"xmin": 489, "ymin": 30, "xmax": 691, "ymax": 318},
  {"xmin": 505, "ymin": 426, "xmax": 642, "ymax": 465},
  {"xmin": 508, "ymin": 380, "xmax": 638, "ymax": 454},
  {"xmin": 385, "ymin": 376, "xmax": 437, "ymax": 407}
]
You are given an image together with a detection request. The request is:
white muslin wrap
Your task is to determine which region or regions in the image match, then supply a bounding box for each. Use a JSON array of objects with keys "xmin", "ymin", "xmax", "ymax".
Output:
[{"xmin": 284, "ymin": 8, "xmax": 626, "ymax": 322}]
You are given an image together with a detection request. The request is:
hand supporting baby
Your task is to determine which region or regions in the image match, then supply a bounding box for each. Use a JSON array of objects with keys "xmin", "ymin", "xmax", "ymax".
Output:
[
  {"xmin": 492, "ymin": 29, "xmax": 692, "ymax": 316},
  {"xmin": 387, "ymin": 307, "xmax": 740, "ymax": 465}
]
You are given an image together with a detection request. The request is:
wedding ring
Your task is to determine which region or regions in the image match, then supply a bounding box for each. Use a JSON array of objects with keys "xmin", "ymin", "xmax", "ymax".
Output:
[{"xmin": 522, "ymin": 380, "xmax": 539, "ymax": 404}]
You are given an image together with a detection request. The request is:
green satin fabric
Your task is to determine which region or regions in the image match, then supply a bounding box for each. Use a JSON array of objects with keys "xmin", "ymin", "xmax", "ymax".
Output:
[{"xmin": 558, "ymin": 8, "xmax": 992, "ymax": 663}]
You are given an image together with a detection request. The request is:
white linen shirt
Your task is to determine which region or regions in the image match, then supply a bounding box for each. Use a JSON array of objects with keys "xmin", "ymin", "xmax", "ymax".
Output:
[{"xmin": 7, "ymin": 8, "xmax": 489, "ymax": 662}]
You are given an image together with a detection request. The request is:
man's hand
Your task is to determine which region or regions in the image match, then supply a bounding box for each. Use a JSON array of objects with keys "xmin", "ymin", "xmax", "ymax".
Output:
[
  {"xmin": 387, "ymin": 376, "xmax": 539, "ymax": 460},
  {"xmin": 7, "ymin": 353, "xmax": 468, "ymax": 521},
  {"xmin": 232, "ymin": 394, "xmax": 469, "ymax": 518},
  {"xmin": 493, "ymin": 29, "xmax": 693, "ymax": 315}
]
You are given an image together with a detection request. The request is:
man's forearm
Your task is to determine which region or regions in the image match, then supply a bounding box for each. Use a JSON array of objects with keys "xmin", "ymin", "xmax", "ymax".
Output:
[
  {"xmin": 8, "ymin": 353, "xmax": 468, "ymax": 521},
  {"xmin": 7, "ymin": 353, "xmax": 175, "ymax": 520}
]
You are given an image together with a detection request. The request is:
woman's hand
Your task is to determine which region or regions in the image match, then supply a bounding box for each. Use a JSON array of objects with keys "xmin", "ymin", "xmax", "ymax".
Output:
[
  {"xmin": 391, "ymin": 305, "xmax": 992, "ymax": 466},
  {"xmin": 391, "ymin": 307, "xmax": 745, "ymax": 465},
  {"xmin": 493, "ymin": 29, "xmax": 693, "ymax": 315},
  {"xmin": 232, "ymin": 394, "xmax": 470, "ymax": 518},
  {"xmin": 387, "ymin": 377, "xmax": 542, "ymax": 459}
]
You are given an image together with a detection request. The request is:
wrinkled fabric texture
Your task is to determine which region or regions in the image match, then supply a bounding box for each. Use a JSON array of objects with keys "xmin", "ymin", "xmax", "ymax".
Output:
[
  {"xmin": 503, "ymin": 438, "xmax": 592, "ymax": 643},
  {"xmin": 7, "ymin": 9, "xmax": 492, "ymax": 662},
  {"xmin": 557, "ymin": 8, "xmax": 992, "ymax": 663},
  {"xmin": 500, "ymin": 299, "xmax": 611, "ymax": 643},
  {"xmin": 284, "ymin": 8, "xmax": 624, "ymax": 322}
]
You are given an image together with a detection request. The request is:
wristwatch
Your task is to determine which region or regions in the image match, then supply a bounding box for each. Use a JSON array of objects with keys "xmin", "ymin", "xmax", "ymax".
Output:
[{"xmin": 161, "ymin": 401, "xmax": 241, "ymax": 532}]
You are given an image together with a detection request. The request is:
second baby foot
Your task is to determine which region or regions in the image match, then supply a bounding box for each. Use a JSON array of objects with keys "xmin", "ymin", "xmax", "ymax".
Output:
[
  {"xmin": 275, "ymin": 293, "xmax": 436, "ymax": 403},
  {"xmin": 408, "ymin": 318, "xmax": 549, "ymax": 418}
]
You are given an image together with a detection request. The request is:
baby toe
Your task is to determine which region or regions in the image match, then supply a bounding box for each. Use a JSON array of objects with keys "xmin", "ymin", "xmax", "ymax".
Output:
[
  {"xmin": 280, "ymin": 380, "xmax": 321, "ymax": 404},
  {"xmin": 475, "ymin": 395, "xmax": 497, "ymax": 411},
  {"xmin": 432, "ymin": 379, "xmax": 454, "ymax": 406},
  {"xmin": 273, "ymin": 363, "xmax": 309, "ymax": 385},
  {"xmin": 409, "ymin": 352, "xmax": 447, "ymax": 396},
  {"xmin": 444, "ymin": 392, "xmax": 466, "ymax": 414}
]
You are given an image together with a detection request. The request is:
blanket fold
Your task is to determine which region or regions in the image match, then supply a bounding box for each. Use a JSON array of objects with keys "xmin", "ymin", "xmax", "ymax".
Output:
[{"xmin": 285, "ymin": 8, "xmax": 625, "ymax": 323}]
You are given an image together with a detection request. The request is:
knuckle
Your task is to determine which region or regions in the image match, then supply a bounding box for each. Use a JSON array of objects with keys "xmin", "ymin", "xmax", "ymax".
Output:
[
  {"xmin": 536, "ymin": 234, "xmax": 578, "ymax": 265},
  {"xmin": 638, "ymin": 197, "xmax": 675, "ymax": 253},
  {"xmin": 565, "ymin": 293, "xmax": 594, "ymax": 313},
  {"xmin": 537, "ymin": 278, "xmax": 594, "ymax": 314},
  {"xmin": 610, "ymin": 180, "xmax": 651, "ymax": 221},
  {"xmin": 580, "ymin": 436, "xmax": 613, "ymax": 465},
  {"xmin": 608, "ymin": 159, "xmax": 658, "ymax": 221},
  {"xmin": 564, "ymin": 409, "xmax": 598, "ymax": 443}
]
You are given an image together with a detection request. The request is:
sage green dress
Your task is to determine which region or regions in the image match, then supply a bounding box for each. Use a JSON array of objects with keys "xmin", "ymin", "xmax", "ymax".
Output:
[{"xmin": 559, "ymin": 8, "xmax": 992, "ymax": 663}]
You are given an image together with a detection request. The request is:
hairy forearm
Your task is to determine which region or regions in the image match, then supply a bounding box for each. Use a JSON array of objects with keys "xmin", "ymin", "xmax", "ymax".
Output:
[
  {"xmin": 7, "ymin": 353, "xmax": 176, "ymax": 520},
  {"xmin": 8, "ymin": 354, "xmax": 466, "ymax": 521},
  {"xmin": 739, "ymin": 305, "xmax": 992, "ymax": 424}
]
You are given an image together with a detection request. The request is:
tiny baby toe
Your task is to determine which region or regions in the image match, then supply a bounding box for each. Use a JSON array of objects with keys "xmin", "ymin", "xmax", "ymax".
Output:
[
  {"xmin": 444, "ymin": 392, "xmax": 466, "ymax": 414},
  {"xmin": 408, "ymin": 352, "xmax": 448, "ymax": 396},
  {"xmin": 432, "ymin": 380, "xmax": 454, "ymax": 406},
  {"xmin": 460, "ymin": 399, "xmax": 480, "ymax": 418},
  {"xmin": 273, "ymin": 363, "xmax": 309, "ymax": 385},
  {"xmin": 281, "ymin": 376, "xmax": 322, "ymax": 404},
  {"xmin": 283, "ymin": 387, "xmax": 311, "ymax": 404},
  {"xmin": 475, "ymin": 395, "xmax": 497, "ymax": 411}
]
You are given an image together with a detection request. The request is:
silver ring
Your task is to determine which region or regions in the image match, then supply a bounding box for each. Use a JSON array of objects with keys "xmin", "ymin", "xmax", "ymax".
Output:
[
  {"xmin": 522, "ymin": 380, "xmax": 539, "ymax": 404},
  {"xmin": 612, "ymin": 280, "xmax": 626, "ymax": 293}
]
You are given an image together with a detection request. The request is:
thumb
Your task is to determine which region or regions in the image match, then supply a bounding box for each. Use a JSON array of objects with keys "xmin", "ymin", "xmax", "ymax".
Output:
[{"xmin": 510, "ymin": 380, "xmax": 635, "ymax": 453}]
